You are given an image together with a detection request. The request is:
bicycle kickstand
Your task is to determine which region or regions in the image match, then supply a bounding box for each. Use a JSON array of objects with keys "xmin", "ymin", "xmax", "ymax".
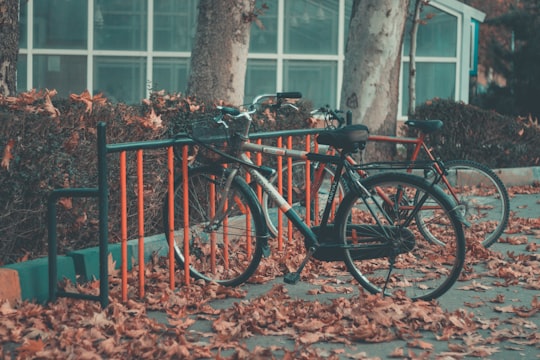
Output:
[{"xmin": 283, "ymin": 246, "xmax": 317, "ymax": 284}]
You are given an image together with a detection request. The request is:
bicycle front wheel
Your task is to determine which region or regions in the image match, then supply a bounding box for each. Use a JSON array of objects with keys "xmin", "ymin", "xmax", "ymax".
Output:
[
  {"xmin": 335, "ymin": 172, "xmax": 465, "ymax": 301},
  {"xmin": 437, "ymin": 160, "xmax": 509, "ymax": 248},
  {"xmin": 163, "ymin": 166, "xmax": 266, "ymax": 286}
]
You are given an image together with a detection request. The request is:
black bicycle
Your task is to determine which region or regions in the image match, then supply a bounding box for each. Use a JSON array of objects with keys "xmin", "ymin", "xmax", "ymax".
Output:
[{"xmin": 163, "ymin": 92, "xmax": 466, "ymax": 300}]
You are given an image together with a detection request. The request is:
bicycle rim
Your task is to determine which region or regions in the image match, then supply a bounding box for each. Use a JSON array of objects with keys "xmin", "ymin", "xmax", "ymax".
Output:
[
  {"xmin": 336, "ymin": 172, "xmax": 465, "ymax": 301},
  {"xmin": 262, "ymin": 161, "xmax": 346, "ymax": 238},
  {"xmin": 163, "ymin": 166, "xmax": 264, "ymax": 286},
  {"xmin": 438, "ymin": 160, "xmax": 510, "ymax": 248}
]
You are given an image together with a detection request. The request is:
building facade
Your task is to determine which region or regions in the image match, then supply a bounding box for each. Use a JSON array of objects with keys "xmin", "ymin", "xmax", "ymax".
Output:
[{"xmin": 17, "ymin": 0, "xmax": 484, "ymax": 117}]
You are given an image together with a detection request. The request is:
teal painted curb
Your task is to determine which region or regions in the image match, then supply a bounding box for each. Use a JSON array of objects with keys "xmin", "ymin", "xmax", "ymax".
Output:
[
  {"xmin": 127, "ymin": 233, "xmax": 169, "ymax": 261},
  {"xmin": 0, "ymin": 236, "xmax": 168, "ymax": 303},
  {"xmin": 68, "ymin": 243, "xmax": 134, "ymax": 282},
  {"xmin": 4, "ymin": 256, "xmax": 76, "ymax": 304}
]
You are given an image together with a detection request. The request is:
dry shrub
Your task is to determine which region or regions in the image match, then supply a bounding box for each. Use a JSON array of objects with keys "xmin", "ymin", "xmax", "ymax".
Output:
[
  {"xmin": 410, "ymin": 98, "xmax": 540, "ymax": 168},
  {"xmin": 0, "ymin": 90, "xmax": 313, "ymax": 265}
]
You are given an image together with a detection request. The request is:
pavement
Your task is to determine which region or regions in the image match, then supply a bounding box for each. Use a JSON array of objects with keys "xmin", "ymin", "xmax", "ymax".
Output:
[
  {"xmin": 1, "ymin": 166, "xmax": 539, "ymax": 359},
  {"xmin": 145, "ymin": 179, "xmax": 540, "ymax": 359}
]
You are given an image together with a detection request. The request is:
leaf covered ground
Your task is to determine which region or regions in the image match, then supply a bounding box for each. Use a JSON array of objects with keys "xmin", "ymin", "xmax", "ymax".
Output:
[{"xmin": 1, "ymin": 190, "xmax": 539, "ymax": 360}]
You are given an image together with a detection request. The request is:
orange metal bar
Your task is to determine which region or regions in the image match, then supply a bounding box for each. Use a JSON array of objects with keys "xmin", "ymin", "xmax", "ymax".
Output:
[
  {"xmin": 256, "ymin": 139, "xmax": 262, "ymax": 202},
  {"xmin": 277, "ymin": 136, "xmax": 283, "ymax": 251},
  {"xmin": 136, "ymin": 150, "xmax": 145, "ymax": 298},
  {"xmin": 210, "ymin": 177, "xmax": 216, "ymax": 274},
  {"xmin": 119, "ymin": 151, "xmax": 128, "ymax": 302},
  {"xmin": 305, "ymin": 135, "xmax": 311, "ymax": 227},
  {"xmin": 223, "ymin": 200, "xmax": 229, "ymax": 270},
  {"xmin": 313, "ymin": 141, "xmax": 319, "ymax": 225},
  {"xmin": 287, "ymin": 136, "xmax": 293, "ymax": 243},
  {"xmin": 182, "ymin": 145, "xmax": 190, "ymax": 285},
  {"xmin": 223, "ymin": 164, "xmax": 229, "ymax": 270},
  {"xmin": 224, "ymin": 196, "xmax": 229, "ymax": 271},
  {"xmin": 167, "ymin": 146, "xmax": 176, "ymax": 289}
]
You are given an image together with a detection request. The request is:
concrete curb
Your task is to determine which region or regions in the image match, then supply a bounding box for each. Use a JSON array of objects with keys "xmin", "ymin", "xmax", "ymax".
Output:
[
  {"xmin": 1, "ymin": 167, "xmax": 539, "ymax": 304},
  {"xmin": 0, "ymin": 235, "xmax": 168, "ymax": 304}
]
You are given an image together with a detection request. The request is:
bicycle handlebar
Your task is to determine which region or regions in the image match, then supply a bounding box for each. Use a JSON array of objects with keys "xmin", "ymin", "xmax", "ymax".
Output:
[
  {"xmin": 215, "ymin": 91, "xmax": 304, "ymax": 131},
  {"xmin": 250, "ymin": 91, "xmax": 302, "ymax": 108},
  {"xmin": 311, "ymin": 106, "xmax": 346, "ymax": 128}
]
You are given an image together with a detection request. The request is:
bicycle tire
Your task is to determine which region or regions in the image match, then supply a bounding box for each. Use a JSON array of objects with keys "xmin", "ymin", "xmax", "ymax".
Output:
[
  {"xmin": 163, "ymin": 166, "xmax": 266, "ymax": 286},
  {"xmin": 335, "ymin": 172, "xmax": 466, "ymax": 301},
  {"xmin": 434, "ymin": 159, "xmax": 510, "ymax": 248},
  {"xmin": 261, "ymin": 161, "xmax": 346, "ymax": 238}
]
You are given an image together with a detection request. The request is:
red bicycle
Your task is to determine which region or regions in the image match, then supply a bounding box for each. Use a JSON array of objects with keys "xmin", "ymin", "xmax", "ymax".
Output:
[{"xmin": 262, "ymin": 107, "xmax": 509, "ymax": 248}]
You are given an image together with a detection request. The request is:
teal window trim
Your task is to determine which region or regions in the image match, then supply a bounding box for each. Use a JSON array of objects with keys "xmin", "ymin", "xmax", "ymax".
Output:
[{"xmin": 470, "ymin": 19, "xmax": 480, "ymax": 76}]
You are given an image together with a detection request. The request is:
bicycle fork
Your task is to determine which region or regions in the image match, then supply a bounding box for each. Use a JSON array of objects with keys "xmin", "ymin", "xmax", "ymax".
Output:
[{"xmin": 203, "ymin": 167, "xmax": 240, "ymax": 232}]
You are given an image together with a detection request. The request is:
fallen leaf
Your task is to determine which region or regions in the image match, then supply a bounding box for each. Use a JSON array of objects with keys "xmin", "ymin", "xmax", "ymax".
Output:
[
  {"xmin": 0, "ymin": 300, "xmax": 17, "ymax": 315},
  {"xmin": 407, "ymin": 339, "xmax": 434, "ymax": 350},
  {"xmin": 1, "ymin": 139, "xmax": 15, "ymax": 170}
]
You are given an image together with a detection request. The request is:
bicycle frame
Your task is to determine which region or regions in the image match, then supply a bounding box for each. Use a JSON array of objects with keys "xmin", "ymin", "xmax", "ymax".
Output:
[
  {"xmin": 228, "ymin": 141, "xmax": 348, "ymax": 249},
  {"xmin": 367, "ymin": 133, "xmax": 460, "ymax": 202}
]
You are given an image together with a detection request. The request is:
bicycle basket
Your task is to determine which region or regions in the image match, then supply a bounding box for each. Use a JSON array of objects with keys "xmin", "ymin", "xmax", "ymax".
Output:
[{"xmin": 189, "ymin": 115, "xmax": 233, "ymax": 164}]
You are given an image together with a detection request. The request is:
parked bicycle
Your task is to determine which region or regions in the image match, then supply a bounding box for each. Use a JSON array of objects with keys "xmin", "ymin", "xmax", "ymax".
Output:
[
  {"xmin": 262, "ymin": 106, "xmax": 510, "ymax": 248},
  {"xmin": 163, "ymin": 93, "xmax": 466, "ymax": 300}
]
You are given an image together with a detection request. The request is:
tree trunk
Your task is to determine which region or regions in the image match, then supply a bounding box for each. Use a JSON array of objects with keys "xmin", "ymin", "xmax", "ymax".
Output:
[
  {"xmin": 340, "ymin": 0, "xmax": 410, "ymax": 161},
  {"xmin": 187, "ymin": 0, "xmax": 255, "ymax": 106},
  {"xmin": 0, "ymin": 0, "xmax": 20, "ymax": 96},
  {"xmin": 408, "ymin": 0, "xmax": 423, "ymax": 116}
]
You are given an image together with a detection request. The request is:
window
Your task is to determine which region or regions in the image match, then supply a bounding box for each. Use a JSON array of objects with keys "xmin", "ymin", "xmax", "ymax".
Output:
[
  {"xmin": 284, "ymin": 0, "xmax": 339, "ymax": 55},
  {"xmin": 94, "ymin": 0, "xmax": 147, "ymax": 51},
  {"xmin": 401, "ymin": 62, "xmax": 456, "ymax": 115},
  {"xmin": 34, "ymin": 0, "xmax": 88, "ymax": 49},
  {"xmin": 94, "ymin": 57, "xmax": 146, "ymax": 104},
  {"xmin": 245, "ymin": 60, "xmax": 277, "ymax": 102},
  {"xmin": 153, "ymin": 0, "xmax": 197, "ymax": 52},
  {"xmin": 16, "ymin": 0, "xmax": 474, "ymax": 111},
  {"xmin": 283, "ymin": 60, "xmax": 337, "ymax": 108},
  {"xmin": 403, "ymin": 6, "xmax": 457, "ymax": 57},
  {"xmin": 19, "ymin": 1, "xmax": 28, "ymax": 48},
  {"xmin": 401, "ymin": 3, "xmax": 459, "ymax": 116},
  {"xmin": 33, "ymin": 55, "xmax": 87, "ymax": 98},
  {"xmin": 17, "ymin": 55, "xmax": 27, "ymax": 91},
  {"xmin": 152, "ymin": 58, "xmax": 190, "ymax": 93}
]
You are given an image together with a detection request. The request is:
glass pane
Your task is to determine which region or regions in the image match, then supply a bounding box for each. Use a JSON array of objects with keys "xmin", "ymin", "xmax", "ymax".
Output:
[
  {"xmin": 19, "ymin": 0, "xmax": 27, "ymax": 48},
  {"xmin": 17, "ymin": 55, "xmax": 27, "ymax": 93},
  {"xmin": 283, "ymin": 60, "xmax": 337, "ymax": 108},
  {"xmin": 33, "ymin": 55, "xmax": 87, "ymax": 98},
  {"xmin": 94, "ymin": 57, "xmax": 146, "ymax": 104},
  {"xmin": 244, "ymin": 60, "xmax": 277, "ymax": 103},
  {"xmin": 250, "ymin": 0, "xmax": 278, "ymax": 53},
  {"xmin": 153, "ymin": 0, "xmax": 197, "ymax": 51},
  {"xmin": 403, "ymin": 5, "xmax": 457, "ymax": 57},
  {"xmin": 94, "ymin": 0, "xmax": 147, "ymax": 50},
  {"xmin": 152, "ymin": 58, "xmax": 190, "ymax": 93},
  {"xmin": 33, "ymin": 0, "xmax": 88, "ymax": 49},
  {"xmin": 284, "ymin": 0, "xmax": 339, "ymax": 55},
  {"xmin": 401, "ymin": 62, "xmax": 456, "ymax": 116}
]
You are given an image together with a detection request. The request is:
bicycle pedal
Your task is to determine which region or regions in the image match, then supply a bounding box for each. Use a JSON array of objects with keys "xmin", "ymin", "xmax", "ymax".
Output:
[{"xmin": 283, "ymin": 272, "xmax": 300, "ymax": 284}]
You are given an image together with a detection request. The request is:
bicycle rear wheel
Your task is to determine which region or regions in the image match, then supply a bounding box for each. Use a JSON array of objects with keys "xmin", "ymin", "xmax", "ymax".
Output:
[
  {"xmin": 163, "ymin": 166, "xmax": 266, "ymax": 286},
  {"xmin": 436, "ymin": 160, "xmax": 509, "ymax": 248},
  {"xmin": 262, "ymin": 161, "xmax": 346, "ymax": 238},
  {"xmin": 335, "ymin": 172, "xmax": 465, "ymax": 301}
]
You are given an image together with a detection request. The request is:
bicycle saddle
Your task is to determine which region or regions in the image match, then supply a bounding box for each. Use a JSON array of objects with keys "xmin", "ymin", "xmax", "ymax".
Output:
[
  {"xmin": 405, "ymin": 119, "xmax": 443, "ymax": 133},
  {"xmin": 317, "ymin": 124, "xmax": 369, "ymax": 152}
]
